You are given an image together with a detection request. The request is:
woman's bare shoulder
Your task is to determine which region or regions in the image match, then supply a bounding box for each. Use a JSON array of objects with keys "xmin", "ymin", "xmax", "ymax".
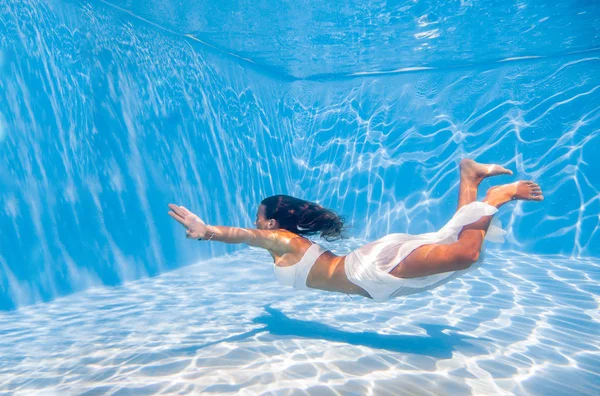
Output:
[
  {"xmin": 268, "ymin": 230, "xmax": 311, "ymax": 254},
  {"xmin": 269, "ymin": 231, "xmax": 315, "ymax": 263}
]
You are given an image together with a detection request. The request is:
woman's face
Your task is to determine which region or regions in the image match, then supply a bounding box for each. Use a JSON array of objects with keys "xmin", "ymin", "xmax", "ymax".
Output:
[{"xmin": 254, "ymin": 204, "xmax": 272, "ymax": 230}]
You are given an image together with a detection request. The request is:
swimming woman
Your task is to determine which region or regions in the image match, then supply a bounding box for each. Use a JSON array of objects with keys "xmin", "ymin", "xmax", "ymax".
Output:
[{"xmin": 168, "ymin": 159, "xmax": 543, "ymax": 301}]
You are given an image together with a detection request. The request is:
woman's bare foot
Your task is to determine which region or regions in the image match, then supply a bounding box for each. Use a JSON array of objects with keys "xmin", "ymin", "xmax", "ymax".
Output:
[
  {"xmin": 484, "ymin": 181, "xmax": 544, "ymax": 208},
  {"xmin": 460, "ymin": 158, "xmax": 513, "ymax": 186}
]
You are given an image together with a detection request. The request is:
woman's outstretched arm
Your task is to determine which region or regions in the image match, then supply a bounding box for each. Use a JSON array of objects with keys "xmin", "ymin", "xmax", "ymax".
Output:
[
  {"xmin": 201, "ymin": 225, "xmax": 279, "ymax": 250},
  {"xmin": 167, "ymin": 203, "xmax": 278, "ymax": 250}
]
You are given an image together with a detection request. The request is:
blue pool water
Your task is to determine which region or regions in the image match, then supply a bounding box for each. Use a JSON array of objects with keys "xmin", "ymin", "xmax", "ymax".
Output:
[{"xmin": 1, "ymin": 0, "xmax": 599, "ymax": 394}]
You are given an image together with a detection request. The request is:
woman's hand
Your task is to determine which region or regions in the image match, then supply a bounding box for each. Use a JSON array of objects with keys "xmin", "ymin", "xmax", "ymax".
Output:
[{"xmin": 168, "ymin": 204, "xmax": 208, "ymax": 239}]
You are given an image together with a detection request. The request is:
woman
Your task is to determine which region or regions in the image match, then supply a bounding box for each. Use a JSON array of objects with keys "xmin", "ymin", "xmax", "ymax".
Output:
[{"xmin": 168, "ymin": 159, "xmax": 543, "ymax": 301}]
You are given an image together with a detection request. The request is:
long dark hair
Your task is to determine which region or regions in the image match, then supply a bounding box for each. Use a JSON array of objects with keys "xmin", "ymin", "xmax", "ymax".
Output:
[{"xmin": 260, "ymin": 195, "xmax": 347, "ymax": 241}]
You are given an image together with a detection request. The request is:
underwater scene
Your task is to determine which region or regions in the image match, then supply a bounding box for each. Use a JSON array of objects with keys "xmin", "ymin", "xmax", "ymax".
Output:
[{"xmin": 1, "ymin": 0, "xmax": 599, "ymax": 394}]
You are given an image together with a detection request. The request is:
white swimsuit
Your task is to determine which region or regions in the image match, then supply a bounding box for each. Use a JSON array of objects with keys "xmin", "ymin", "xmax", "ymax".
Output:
[
  {"xmin": 344, "ymin": 201, "xmax": 506, "ymax": 301},
  {"xmin": 273, "ymin": 201, "xmax": 506, "ymax": 301}
]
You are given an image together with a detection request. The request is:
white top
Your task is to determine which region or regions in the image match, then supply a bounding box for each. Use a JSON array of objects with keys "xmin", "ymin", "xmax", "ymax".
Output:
[{"xmin": 273, "ymin": 239, "xmax": 329, "ymax": 290}]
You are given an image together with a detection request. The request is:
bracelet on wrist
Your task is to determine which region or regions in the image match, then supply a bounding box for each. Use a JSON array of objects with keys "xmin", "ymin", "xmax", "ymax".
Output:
[
  {"xmin": 206, "ymin": 226, "xmax": 215, "ymax": 241},
  {"xmin": 199, "ymin": 225, "xmax": 215, "ymax": 241}
]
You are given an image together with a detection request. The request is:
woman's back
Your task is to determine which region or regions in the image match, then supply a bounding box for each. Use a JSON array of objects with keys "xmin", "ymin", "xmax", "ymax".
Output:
[{"xmin": 271, "ymin": 233, "xmax": 370, "ymax": 297}]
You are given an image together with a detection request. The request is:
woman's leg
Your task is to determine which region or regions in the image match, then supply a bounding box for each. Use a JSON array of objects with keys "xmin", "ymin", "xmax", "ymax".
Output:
[
  {"xmin": 456, "ymin": 158, "xmax": 513, "ymax": 210},
  {"xmin": 453, "ymin": 158, "xmax": 513, "ymax": 258},
  {"xmin": 449, "ymin": 184, "xmax": 513, "ymax": 268},
  {"xmin": 391, "ymin": 163, "xmax": 542, "ymax": 279}
]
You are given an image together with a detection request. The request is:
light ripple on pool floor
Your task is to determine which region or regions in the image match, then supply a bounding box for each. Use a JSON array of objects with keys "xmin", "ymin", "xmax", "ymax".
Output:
[{"xmin": 0, "ymin": 241, "xmax": 598, "ymax": 395}]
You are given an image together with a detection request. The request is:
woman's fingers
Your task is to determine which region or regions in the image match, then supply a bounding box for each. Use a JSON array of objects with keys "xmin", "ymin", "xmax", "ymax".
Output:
[
  {"xmin": 168, "ymin": 211, "xmax": 186, "ymax": 226},
  {"xmin": 169, "ymin": 204, "xmax": 202, "ymax": 234},
  {"xmin": 169, "ymin": 203, "xmax": 198, "ymax": 219},
  {"xmin": 179, "ymin": 205, "xmax": 192, "ymax": 216},
  {"xmin": 168, "ymin": 203, "xmax": 185, "ymax": 217}
]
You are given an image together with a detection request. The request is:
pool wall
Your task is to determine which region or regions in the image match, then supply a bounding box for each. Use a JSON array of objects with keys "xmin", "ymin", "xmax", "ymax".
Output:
[{"xmin": 1, "ymin": 0, "xmax": 598, "ymax": 310}]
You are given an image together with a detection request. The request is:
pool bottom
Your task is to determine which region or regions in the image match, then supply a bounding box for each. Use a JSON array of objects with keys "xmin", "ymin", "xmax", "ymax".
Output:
[{"xmin": 1, "ymin": 245, "xmax": 598, "ymax": 395}]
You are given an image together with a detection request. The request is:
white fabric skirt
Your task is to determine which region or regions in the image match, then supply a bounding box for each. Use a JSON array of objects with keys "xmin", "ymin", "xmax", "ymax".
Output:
[{"xmin": 344, "ymin": 201, "xmax": 506, "ymax": 301}]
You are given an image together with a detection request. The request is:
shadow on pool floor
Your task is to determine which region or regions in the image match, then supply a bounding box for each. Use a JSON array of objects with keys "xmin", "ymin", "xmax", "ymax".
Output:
[{"xmin": 170, "ymin": 304, "xmax": 489, "ymax": 359}]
